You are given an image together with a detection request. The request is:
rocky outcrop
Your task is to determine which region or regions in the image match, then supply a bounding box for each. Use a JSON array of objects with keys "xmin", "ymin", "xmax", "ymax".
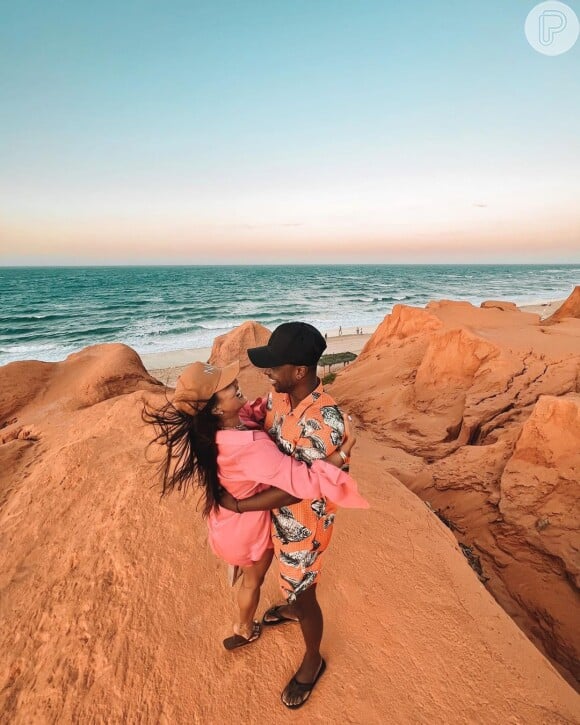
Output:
[
  {"xmin": 207, "ymin": 321, "xmax": 271, "ymax": 399},
  {"xmin": 208, "ymin": 320, "xmax": 270, "ymax": 368},
  {"xmin": 360, "ymin": 304, "xmax": 442, "ymax": 356},
  {"xmin": 481, "ymin": 300, "xmax": 519, "ymax": 311},
  {"xmin": 542, "ymin": 285, "xmax": 580, "ymax": 325},
  {"xmin": 499, "ymin": 393, "xmax": 580, "ymax": 580},
  {"xmin": 330, "ymin": 302, "xmax": 580, "ymax": 687},
  {"xmin": 0, "ymin": 344, "xmax": 160, "ymax": 440}
]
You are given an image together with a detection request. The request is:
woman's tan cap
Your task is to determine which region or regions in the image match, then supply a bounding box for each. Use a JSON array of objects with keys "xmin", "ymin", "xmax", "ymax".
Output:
[{"xmin": 173, "ymin": 360, "xmax": 240, "ymax": 415}]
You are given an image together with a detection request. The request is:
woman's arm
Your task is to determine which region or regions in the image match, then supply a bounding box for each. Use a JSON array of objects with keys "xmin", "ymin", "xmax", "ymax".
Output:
[
  {"xmin": 232, "ymin": 440, "xmax": 349, "ymax": 500},
  {"xmin": 228, "ymin": 416, "xmax": 356, "ymax": 499},
  {"xmin": 218, "ymin": 421, "xmax": 366, "ymax": 511},
  {"xmin": 239, "ymin": 397, "xmax": 267, "ymax": 426},
  {"xmin": 216, "ymin": 448, "xmax": 349, "ymax": 512}
]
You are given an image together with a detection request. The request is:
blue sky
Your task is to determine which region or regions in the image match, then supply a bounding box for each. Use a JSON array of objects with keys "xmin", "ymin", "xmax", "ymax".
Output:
[{"xmin": 1, "ymin": 0, "xmax": 579, "ymax": 264}]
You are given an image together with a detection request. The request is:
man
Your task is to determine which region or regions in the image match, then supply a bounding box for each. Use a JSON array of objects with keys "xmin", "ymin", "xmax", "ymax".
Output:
[{"xmin": 240, "ymin": 322, "xmax": 350, "ymax": 708}]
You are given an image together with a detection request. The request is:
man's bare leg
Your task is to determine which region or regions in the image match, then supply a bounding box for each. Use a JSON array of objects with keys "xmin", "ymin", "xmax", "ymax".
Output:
[{"xmin": 280, "ymin": 585, "xmax": 324, "ymax": 707}]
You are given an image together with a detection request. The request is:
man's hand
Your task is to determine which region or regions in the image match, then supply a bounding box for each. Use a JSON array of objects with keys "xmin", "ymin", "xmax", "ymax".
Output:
[
  {"xmin": 342, "ymin": 412, "xmax": 356, "ymax": 455},
  {"xmin": 323, "ymin": 411, "xmax": 356, "ymax": 468},
  {"xmin": 218, "ymin": 488, "xmax": 238, "ymax": 512}
]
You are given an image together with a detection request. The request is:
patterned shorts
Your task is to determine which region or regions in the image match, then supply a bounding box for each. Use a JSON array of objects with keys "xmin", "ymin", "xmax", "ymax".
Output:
[{"xmin": 271, "ymin": 497, "xmax": 337, "ymax": 603}]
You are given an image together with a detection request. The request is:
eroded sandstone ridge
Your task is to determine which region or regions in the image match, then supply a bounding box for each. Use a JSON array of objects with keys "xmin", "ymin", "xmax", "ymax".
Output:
[{"xmin": 331, "ymin": 290, "xmax": 580, "ymax": 687}]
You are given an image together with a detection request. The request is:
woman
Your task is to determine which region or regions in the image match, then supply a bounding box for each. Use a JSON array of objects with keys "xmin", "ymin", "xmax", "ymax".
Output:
[{"xmin": 146, "ymin": 360, "xmax": 367, "ymax": 650}]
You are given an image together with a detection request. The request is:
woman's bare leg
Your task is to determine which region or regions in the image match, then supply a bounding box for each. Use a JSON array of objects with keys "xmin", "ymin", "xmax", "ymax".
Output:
[{"xmin": 235, "ymin": 548, "xmax": 273, "ymax": 638}]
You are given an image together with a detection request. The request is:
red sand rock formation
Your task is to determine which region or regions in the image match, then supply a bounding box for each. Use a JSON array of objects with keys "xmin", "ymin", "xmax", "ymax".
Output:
[
  {"xmin": 209, "ymin": 320, "xmax": 270, "ymax": 369},
  {"xmin": 543, "ymin": 285, "xmax": 580, "ymax": 325},
  {"xmin": 331, "ymin": 300, "xmax": 580, "ymax": 688},
  {"xmin": 0, "ymin": 343, "xmax": 161, "ymax": 431},
  {"xmin": 361, "ymin": 304, "xmax": 442, "ymax": 355},
  {"xmin": 209, "ymin": 320, "xmax": 271, "ymax": 398},
  {"xmin": 1, "ymin": 337, "xmax": 579, "ymax": 722},
  {"xmin": 497, "ymin": 394, "xmax": 580, "ymax": 669},
  {"xmin": 481, "ymin": 300, "xmax": 519, "ymax": 311}
]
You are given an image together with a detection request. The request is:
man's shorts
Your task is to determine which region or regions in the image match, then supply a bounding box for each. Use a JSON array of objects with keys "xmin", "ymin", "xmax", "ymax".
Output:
[{"xmin": 271, "ymin": 497, "xmax": 337, "ymax": 603}]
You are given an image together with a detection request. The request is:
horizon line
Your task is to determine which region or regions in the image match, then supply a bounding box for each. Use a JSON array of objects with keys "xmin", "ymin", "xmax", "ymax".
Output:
[{"xmin": 2, "ymin": 261, "xmax": 580, "ymax": 269}]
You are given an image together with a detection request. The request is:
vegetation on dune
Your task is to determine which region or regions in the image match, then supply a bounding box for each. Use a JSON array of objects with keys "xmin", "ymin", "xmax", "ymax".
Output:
[{"xmin": 319, "ymin": 352, "xmax": 357, "ymax": 372}]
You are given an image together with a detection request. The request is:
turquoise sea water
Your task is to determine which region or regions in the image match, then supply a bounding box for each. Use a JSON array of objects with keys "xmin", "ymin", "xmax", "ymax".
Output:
[{"xmin": 0, "ymin": 264, "xmax": 578, "ymax": 366}]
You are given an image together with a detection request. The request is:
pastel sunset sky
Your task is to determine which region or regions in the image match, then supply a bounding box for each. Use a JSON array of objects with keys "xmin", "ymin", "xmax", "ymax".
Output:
[{"xmin": 1, "ymin": 1, "xmax": 579, "ymax": 265}]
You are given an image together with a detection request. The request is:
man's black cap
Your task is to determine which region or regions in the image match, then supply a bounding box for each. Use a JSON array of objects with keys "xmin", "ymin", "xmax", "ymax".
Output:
[{"xmin": 248, "ymin": 322, "xmax": 327, "ymax": 368}]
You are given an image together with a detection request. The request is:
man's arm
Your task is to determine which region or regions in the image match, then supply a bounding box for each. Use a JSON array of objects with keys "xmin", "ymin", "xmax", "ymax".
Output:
[{"xmin": 220, "ymin": 488, "xmax": 300, "ymax": 512}]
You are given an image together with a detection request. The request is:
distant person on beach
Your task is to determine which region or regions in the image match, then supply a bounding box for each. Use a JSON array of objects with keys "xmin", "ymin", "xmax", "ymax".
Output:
[
  {"xmin": 338, "ymin": 326, "xmax": 342, "ymax": 335},
  {"xmin": 145, "ymin": 361, "xmax": 365, "ymax": 659},
  {"xmin": 219, "ymin": 322, "xmax": 354, "ymax": 708}
]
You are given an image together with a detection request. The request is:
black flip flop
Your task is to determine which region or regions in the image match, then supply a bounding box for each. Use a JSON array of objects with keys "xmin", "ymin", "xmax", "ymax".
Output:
[
  {"xmin": 262, "ymin": 604, "xmax": 299, "ymax": 627},
  {"xmin": 281, "ymin": 658, "xmax": 327, "ymax": 709},
  {"xmin": 222, "ymin": 620, "xmax": 261, "ymax": 650}
]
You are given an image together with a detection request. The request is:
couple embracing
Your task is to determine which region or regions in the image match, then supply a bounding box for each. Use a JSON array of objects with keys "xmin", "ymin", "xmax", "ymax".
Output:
[{"xmin": 147, "ymin": 322, "xmax": 368, "ymax": 709}]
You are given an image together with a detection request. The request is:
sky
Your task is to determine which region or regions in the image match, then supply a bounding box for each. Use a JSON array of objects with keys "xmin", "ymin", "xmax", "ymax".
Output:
[{"xmin": 0, "ymin": 0, "xmax": 579, "ymax": 265}]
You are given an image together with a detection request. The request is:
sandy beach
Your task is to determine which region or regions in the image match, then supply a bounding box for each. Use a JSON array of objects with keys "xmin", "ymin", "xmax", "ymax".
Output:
[{"xmin": 145, "ymin": 300, "xmax": 565, "ymax": 386}]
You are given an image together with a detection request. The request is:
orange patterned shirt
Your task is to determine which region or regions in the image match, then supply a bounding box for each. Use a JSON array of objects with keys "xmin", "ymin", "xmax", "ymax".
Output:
[
  {"xmin": 263, "ymin": 381, "xmax": 345, "ymax": 469},
  {"xmin": 264, "ymin": 381, "xmax": 346, "ymax": 601}
]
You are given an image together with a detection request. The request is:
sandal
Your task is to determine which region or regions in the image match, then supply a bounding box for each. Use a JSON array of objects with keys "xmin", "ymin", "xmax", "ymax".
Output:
[
  {"xmin": 262, "ymin": 604, "xmax": 299, "ymax": 627},
  {"xmin": 281, "ymin": 658, "xmax": 327, "ymax": 709},
  {"xmin": 222, "ymin": 620, "xmax": 261, "ymax": 650}
]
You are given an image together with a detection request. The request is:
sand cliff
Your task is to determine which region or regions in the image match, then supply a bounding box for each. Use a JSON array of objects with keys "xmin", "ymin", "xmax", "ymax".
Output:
[
  {"xmin": 330, "ymin": 289, "xmax": 580, "ymax": 689},
  {"xmin": 0, "ymin": 308, "xmax": 579, "ymax": 723}
]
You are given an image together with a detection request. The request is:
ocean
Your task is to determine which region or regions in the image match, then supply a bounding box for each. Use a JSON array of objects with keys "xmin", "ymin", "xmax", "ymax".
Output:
[{"xmin": 0, "ymin": 264, "xmax": 578, "ymax": 367}]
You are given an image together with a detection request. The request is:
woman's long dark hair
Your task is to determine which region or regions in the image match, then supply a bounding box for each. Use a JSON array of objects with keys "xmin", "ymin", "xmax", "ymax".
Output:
[{"xmin": 144, "ymin": 396, "xmax": 222, "ymax": 518}]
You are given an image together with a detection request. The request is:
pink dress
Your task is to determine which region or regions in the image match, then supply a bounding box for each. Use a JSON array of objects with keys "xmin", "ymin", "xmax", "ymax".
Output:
[{"xmin": 207, "ymin": 427, "xmax": 368, "ymax": 567}]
